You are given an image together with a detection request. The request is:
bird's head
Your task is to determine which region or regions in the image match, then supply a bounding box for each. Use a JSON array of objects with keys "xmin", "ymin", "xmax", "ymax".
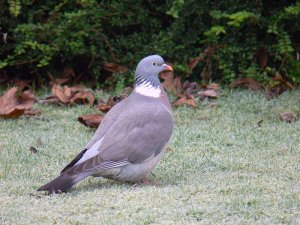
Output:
[{"xmin": 135, "ymin": 55, "xmax": 173, "ymax": 80}]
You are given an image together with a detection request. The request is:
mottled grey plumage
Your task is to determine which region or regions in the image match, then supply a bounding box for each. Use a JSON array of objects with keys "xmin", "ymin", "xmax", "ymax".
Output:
[{"xmin": 37, "ymin": 55, "xmax": 173, "ymax": 193}]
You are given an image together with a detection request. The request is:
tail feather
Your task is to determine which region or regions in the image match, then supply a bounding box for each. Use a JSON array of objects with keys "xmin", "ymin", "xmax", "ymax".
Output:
[{"xmin": 37, "ymin": 173, "xmax": 84, "ymax": 193}]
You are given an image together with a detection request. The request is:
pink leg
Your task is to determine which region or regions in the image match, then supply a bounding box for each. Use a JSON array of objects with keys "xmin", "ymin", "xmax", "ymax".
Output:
[{"xmin": 141, "ymin": 178, "xmax": 160, "ymax": 186}]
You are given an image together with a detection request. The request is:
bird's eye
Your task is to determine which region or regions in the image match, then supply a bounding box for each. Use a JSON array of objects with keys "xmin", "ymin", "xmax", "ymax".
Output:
[{"xmin": 152, "ymin": 62, "xmax": 156, "ymax": 66}]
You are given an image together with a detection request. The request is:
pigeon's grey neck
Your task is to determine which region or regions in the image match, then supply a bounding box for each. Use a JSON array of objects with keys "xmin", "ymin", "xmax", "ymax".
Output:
[
  {"xmin": 134, "ymin": 73, "xmax": 160, "ymax": 87},
  {"xmin": 134, "ymin": 73, "xmax": 161, "ymax": 98}
]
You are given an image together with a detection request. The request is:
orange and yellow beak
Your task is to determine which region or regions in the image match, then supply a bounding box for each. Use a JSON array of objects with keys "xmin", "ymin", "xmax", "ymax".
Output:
[{"xmin": 162, "ymin": 63, "xmax": 173, "ymax": 72}]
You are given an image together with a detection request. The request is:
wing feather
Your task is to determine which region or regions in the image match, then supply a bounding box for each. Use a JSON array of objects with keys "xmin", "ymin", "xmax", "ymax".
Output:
[{"xmin": 66, "ymin": 102, "xmax": 172, "ymax": 174}]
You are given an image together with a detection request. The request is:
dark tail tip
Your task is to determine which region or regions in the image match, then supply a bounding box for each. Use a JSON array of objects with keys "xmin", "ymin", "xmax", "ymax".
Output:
[{"xmin": 37, "ymin": 173, "xmax": 77, "ymax": 194}]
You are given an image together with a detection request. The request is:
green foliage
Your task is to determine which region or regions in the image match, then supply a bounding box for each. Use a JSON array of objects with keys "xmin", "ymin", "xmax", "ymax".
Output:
[
  {"xmin": 167, "ymin": 0, "xmax": 185, "ymax": 18},
  {"xmin": 204, "ymin": 26, "xmax": 226, "ymax": 37},
  {"xmin": 8, "ymin": 0, "xmax": 21, "ymax": 17},
  {"xmin": 0, "ymin": 0, "xmax": 300, "ymax": 86},
  {"xmin": 226, "ymin": 11, "xmax": 258, "ymax": 27},
  {"xmin": 202, "ymin": 1, "xmax": 300, "ymax": 83}
]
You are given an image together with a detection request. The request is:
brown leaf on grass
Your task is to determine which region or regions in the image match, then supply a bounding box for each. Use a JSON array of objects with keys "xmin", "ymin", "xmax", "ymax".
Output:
[
  {"xmin": 43, "ymin": 84, "xmax": 95, "ymax": 106},
  {"xmin": 230, "ymin": 77, "xmax": 262, "ymax": 91},
  {"xmin": 39, "ymin": 96, "xmax": 62, "ymax": 105},
  {"xmin": 52, "ymin": 84, "xmax": 69, "ymax": 104},
  {"xmin": 97, "ymin": 103, "xmax": 113, "ymax": 113},
  {"xmin": 0, "ymin": 87, "xmax": 36, "ymax": 118},
  {"xmin": 96, "ymin": 96, "xmax": 115, "ymax": 113},
  {"xmin": 70, "ymin": 91, "xmax": 95, "ymax": 107},
  {"xmin": 173, "ymin": 96, "xmax": 197, "ymax": 108},
  {"xmin": 78, "ymin": 114, "xmax": 104, "ymax": 128},
  {"xmin": 96, "ymin": 94, "xmax": 128, "ymax": 113},
  {"xmin": 198, "ymin": 89, "xmax": 219, "ymax": 98},
  {"xmin": 160, "ymin": 72, "xmax": 183, "ymax": 94},
  {"xmin": 279, "ymin": 112, "xmax": 298, "ymax": 123},
  {"xmin": 103, "ymin": 62, "xmax": 128, "ymax": 74}
]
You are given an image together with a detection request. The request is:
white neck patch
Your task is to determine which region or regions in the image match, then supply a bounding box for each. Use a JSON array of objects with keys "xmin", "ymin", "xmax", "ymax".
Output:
[{"xmin": 135, "ymin": 82, "xmax": 161, "ymax": 98}]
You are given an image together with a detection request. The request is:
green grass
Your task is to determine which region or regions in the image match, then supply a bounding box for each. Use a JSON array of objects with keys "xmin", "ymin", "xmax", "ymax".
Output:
[{"xmin": 0, "ymin": 89, "xmax": 299, "ymax": 224}]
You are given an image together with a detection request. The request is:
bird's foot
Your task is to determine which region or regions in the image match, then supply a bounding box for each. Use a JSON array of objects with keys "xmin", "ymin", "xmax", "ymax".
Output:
[{"xmin": 141, "ymin": 178, "xmax": 160, "ymax": 186}]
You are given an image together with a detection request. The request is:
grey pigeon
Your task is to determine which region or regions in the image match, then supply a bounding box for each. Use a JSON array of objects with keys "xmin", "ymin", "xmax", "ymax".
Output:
[{"xmin": 37, "ymin": 55, "xmax": 173, "ymax": 193}]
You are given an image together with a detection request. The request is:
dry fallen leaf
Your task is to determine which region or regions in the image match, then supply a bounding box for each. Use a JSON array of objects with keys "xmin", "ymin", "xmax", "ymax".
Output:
[
  {"xmin": 39, "ymin": 96, "xmax": 62, "ymax": 105},
  {"xmin": 70, "ymin": 91, "xmax": 95, "ymax": 107},
  {"xmin": 230, "ymin": 77, "xmax": 262, "ymax": 91},
  {"xmin": 78, "ymin": 114, "xmax": 104, "ymax": 128},
  {"xmin": 96, "ymin": 104, "xmax": 113, "ymax": 113},
  {"xmin": 161, "ymin": 72, "xmax": 175, "ymax": 93},
  {"xmin": 52, "ymin": 84, "xmax": 69, "ymax": 104},
  {"xmin": 160, "ymin": 73, "xmax": 183, "ymax": 94},
  {"xmin": 43, "ymin": 84, "xmax": 95, "ymax": 106},
  {"xmin": 173, "ymin": 96, "xmax": 197, "ymax": 108},
  {"xmin": 96, "ymin": 96, "xmax": 114, "ymax": 113},
  {"xmin": 0, "ymin": 87, "xmax": 36, "ymax": 118},
  {"xmin": 96, "ymin": 95, "xmax": 127, "ymax": 113}
]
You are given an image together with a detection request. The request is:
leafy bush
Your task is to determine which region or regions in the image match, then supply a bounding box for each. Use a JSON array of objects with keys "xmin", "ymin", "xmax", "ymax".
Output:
[{"xmin": 0, "ymin": 0, "xmax": 299, "ymax": 86}]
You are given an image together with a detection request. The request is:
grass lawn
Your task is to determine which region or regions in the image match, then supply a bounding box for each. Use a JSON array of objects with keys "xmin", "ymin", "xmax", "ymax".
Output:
[{"xmin": 0, "ymin": 89, "xmax": 299, "ymax": 224}]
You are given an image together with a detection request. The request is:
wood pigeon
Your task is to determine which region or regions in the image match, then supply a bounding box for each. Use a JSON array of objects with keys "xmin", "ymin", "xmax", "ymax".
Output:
[{"xmin": 37, "ymin": 55, "xmax": 174, "ymax": 193}]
